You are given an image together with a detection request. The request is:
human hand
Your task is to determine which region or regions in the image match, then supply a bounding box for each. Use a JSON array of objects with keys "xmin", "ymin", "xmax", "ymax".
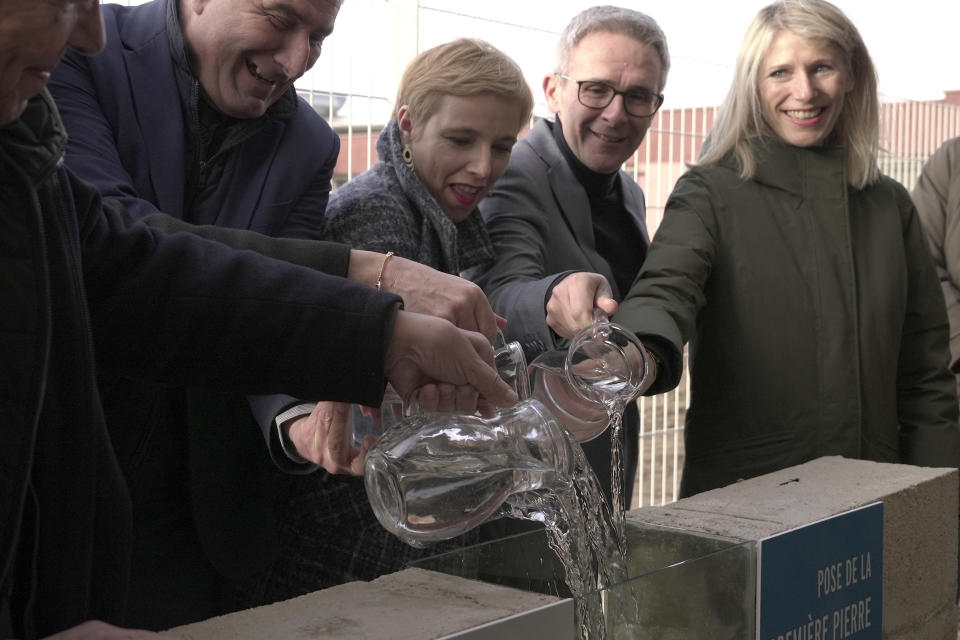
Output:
[
  {"xmin": 545, "ymin": 272, "xmax": 618, "ymax": 339},
  {"xmin": 287, "ymin": 401, "xmax": 372, "ymax": 475},
  {"xmin": 405, "ymin": 382, "xmax": 495, "ymax": 417},
  {"xmin": 371, "ymin": 253, "xmax": 505, "ymax": 343},
  {"xmin": 385, "ymin": 311, "xmax": 517, "ymax": 410},
  {"xmin": 39, "ymin": 620, "xmax": 180, "ymax": 639}
]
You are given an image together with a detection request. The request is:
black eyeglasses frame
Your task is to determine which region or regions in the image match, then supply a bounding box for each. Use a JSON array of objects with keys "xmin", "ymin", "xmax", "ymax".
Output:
[{"xmin": 556, "ymin": 74, "xmax": 664, "ymax": 118}]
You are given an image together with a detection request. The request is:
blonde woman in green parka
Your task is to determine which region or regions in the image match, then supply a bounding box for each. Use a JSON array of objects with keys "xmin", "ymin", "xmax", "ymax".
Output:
[{"xmin": 613, "ymin": 0, "xmax": 960, "ymax": 497}]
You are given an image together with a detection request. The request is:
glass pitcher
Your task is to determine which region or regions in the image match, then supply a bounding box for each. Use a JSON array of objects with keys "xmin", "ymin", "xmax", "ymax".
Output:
[
  {"xmin": 564, "ymin": 309, "xmax": 651, "ymax": 413},
  {"xmin": 364, "ymin": 398, "xmax": 575, "ymax": 548},
  {"xmin": 528, "ymin": 309, "xmax": 651, "ymax": 442},
  {"xmin": 401, "ymin": 331, "xmax": 530, "ymax": 417}
]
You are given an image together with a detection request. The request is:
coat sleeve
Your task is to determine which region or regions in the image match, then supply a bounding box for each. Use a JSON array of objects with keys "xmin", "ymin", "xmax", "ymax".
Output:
[
  {"xmin": 894, "ymin": 181, "xmax": 960, "ymax": 468},
  {"xmin": 912, "ymin": 138, "xmax": 960, "ymax": 374},
  {"xmin": 615, "ymin": 169, "xmax": 718, "ymax": 395},
  {"xmin": 469, "ymin": 142, "xmax": 568, "ymax": 356},
  {"xmin": 137, "ymin": 208, "xmax": 355, "ymax": 465},
  {"xmin": 75, "ymin": 172, "xmax": 399, "ymax": 409},
  {"xmin": 138, "ymin": 210, "xmax": 351, "ymax": 278}
]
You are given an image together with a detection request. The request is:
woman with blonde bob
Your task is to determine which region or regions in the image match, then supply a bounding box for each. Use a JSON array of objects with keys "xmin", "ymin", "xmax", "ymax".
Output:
[
  {"xmin": 322, "ymin": 37, "xmax": 534, "ymax": 274},
  {"xmin": 227, "ymin": 38, "xmax": 534, "ymax": 605},
  {"xmin": 610, "ymin": 0, "xmax": 960, "ymax": 498}
]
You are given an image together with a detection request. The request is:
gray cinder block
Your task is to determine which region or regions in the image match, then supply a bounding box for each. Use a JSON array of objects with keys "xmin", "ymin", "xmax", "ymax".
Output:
[
  {"xmin": 168, "ymin": 567, "xmax": 563, "ymax": 640},
  {"xmin": 627, "ymin": 456, "xmax": 959, "ymax": 640}
]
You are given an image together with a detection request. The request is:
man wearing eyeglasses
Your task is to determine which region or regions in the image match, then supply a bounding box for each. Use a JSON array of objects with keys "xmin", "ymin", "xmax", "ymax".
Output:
[{"xmin": 469, "ymin": 5, "xmax": 679, "ymax": 511}]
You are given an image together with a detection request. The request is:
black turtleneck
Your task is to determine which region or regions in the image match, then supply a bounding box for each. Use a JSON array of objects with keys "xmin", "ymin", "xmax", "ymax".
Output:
[{"xmin": 550, "ymin": 118, "xmax": 646, "ymax": 297}]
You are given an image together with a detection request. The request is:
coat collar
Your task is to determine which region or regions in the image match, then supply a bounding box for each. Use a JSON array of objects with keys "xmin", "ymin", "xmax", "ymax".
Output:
[{"xmin": 742, "ymin": 138, "xmax": 848, "ymax": 201}]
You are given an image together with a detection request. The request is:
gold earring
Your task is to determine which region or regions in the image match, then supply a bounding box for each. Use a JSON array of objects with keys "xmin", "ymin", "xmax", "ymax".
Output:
[{"xmin": 402, "ymin": 145, "xmax": 414, "ymax": 171}]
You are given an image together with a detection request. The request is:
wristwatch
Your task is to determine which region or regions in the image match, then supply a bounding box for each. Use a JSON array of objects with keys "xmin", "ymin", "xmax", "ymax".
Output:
[{"xmin": 274, "ymin": 403, "xmax": 316, "ymax": 464}]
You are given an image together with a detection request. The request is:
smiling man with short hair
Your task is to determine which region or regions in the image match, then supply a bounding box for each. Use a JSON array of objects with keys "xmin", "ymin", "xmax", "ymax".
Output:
[{"xmin": 469, "ymin": 5, "xmax": 679, "ymax": 516}]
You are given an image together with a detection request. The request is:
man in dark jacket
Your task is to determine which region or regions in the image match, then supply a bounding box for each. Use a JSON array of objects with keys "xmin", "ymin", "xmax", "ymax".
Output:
[
  {"xmin": 0, "ymin": 2, "xmax": 515, "ymax": 638},
  {"xmin": 45, "ymin": 0, "xmax": 454, "ymax": 627}
]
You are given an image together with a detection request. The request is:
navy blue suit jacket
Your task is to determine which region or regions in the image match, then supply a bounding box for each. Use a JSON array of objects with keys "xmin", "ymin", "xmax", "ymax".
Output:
[{"xmin": 49, "ymin": 0, "xmax": 339, "ymax": 236}]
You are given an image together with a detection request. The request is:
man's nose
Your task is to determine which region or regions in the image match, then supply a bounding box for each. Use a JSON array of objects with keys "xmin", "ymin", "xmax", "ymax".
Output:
[
  {"xmin": 275, "ymin": 35, "xmax": 312, "ymax": 81},
  {"xmin": 68, "ymin": 2, "xmax": 107, "ymax": 56},
  {"xmin": 601, "ymin": 92, "xmax": 629, "ymax": 123}
]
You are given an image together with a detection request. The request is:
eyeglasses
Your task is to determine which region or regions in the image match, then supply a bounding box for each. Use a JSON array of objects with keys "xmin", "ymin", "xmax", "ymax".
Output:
[{"xmin": 556, "ymin": 74, "xmax": 664, "ymax": 118}]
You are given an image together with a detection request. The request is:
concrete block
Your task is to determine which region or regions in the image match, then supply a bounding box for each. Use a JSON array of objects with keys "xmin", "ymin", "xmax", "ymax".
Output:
[
  {"xmin": 168, "ymin": 567, "xmax": 562, "ymax": 640},
  {"xmin": 167, "ymin": 457, "xmax": 957, "ymax": 639},
  {"xmin": 627, "ymin": 456, "xmax": 959, "ymax": 639}
]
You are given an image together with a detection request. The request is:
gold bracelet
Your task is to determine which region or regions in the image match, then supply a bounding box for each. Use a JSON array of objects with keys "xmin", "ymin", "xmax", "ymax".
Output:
[
  {"xmin": 644, "ymin": 345, "xmax": 662, "ymax": 376},
  {"xmin": 376, "ymin": 251, "xmax": 394, "ymax": 291}
]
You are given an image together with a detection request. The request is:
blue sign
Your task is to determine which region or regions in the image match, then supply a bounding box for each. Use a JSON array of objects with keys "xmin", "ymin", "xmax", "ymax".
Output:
[{"xmin": 758, "ymin": 502, "xmax": 883, "ymax": 640}]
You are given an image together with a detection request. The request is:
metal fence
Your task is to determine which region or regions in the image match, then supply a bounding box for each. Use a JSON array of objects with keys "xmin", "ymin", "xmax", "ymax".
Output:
[{"xmin": 107, "ymin": 1, "xmax": 960, "ymax": 508}]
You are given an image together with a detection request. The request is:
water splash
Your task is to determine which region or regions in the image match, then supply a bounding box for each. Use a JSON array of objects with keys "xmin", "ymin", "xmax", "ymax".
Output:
[
  {"xmin": 608, "ymin": 411, "xmax": 627, "ymax": 556},
  {"xmin": 501, "ymin": 444, "xmax": 628, "ymax": 639}
]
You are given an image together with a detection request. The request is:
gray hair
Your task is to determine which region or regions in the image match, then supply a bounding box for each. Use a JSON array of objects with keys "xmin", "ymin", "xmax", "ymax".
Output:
[{"xmin": 555, "ymin": 5, "xmax": 670, "ymax": 92}]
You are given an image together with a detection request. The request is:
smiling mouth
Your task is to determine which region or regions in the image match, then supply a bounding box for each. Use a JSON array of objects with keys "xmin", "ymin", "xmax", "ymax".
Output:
[
  {"xmin": 451, "ymin": 184, "xmax": 482, "ymax": 204},
  {"xmin": 246, "ymin": 60, "xmax": 277, "ymax": 86},
  {"xmin": 784, "ymin": 108, "xmax": 825, "ymax": 120},
  {"xmin": 592, "ymin": 130, "xmax": 625, "ymax": 144}
]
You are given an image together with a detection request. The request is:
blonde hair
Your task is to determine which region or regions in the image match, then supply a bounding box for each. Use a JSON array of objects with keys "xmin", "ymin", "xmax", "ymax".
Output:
[
  {"xmin": 394, "ymin": 38, "xmax": 533, "ymax": 130},
  {"xmin": 555, "ymin": 5, "xmax": 670, "ymax": 93},
  {"xmin": 699, "ymin": 0, "xmax": 879, "ymax": 188}
]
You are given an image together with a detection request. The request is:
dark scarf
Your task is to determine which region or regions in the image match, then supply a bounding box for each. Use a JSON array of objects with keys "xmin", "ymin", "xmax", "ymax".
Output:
[
  {"xmin": 551, "ymin": 118, "xmax": 645, "ymax": 297},
  {"xmin": 0, "ymin": 91, "xmax": 66, "ymax": 186}
]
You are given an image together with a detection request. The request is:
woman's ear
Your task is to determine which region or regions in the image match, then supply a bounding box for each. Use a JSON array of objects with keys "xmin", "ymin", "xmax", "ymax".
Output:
[{"xmin": 397, "ymin": 105, "xmax": 414, "ymax": 142}]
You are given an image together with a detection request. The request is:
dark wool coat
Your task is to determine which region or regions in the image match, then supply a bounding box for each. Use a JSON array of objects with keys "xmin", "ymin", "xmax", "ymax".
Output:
[{"xmin": 0, "ymin": 91, "xmax": 399, "ymax": 637}]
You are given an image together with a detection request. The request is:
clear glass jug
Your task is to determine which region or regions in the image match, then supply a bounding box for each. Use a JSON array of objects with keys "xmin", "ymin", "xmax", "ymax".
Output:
[
  {"xmin": 528, "ymin": 310, "xmax": 651, "ymax": 442},
  {"xmin": 364, "ymin": 398, "xmax": 575, "ymax": 548},
  {"xmin": 352, "ymin": 334, "xmax": 531, "ymax": 449},
  {"xmin": 398, "ymin": 331, "xmax": 530, "ymax": 416}
]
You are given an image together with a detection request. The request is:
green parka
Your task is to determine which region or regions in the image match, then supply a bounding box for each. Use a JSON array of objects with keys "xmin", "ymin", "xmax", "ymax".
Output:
[{"xmin": 617, "ymin": 139, "xmax": 960, "ymax": 497}]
